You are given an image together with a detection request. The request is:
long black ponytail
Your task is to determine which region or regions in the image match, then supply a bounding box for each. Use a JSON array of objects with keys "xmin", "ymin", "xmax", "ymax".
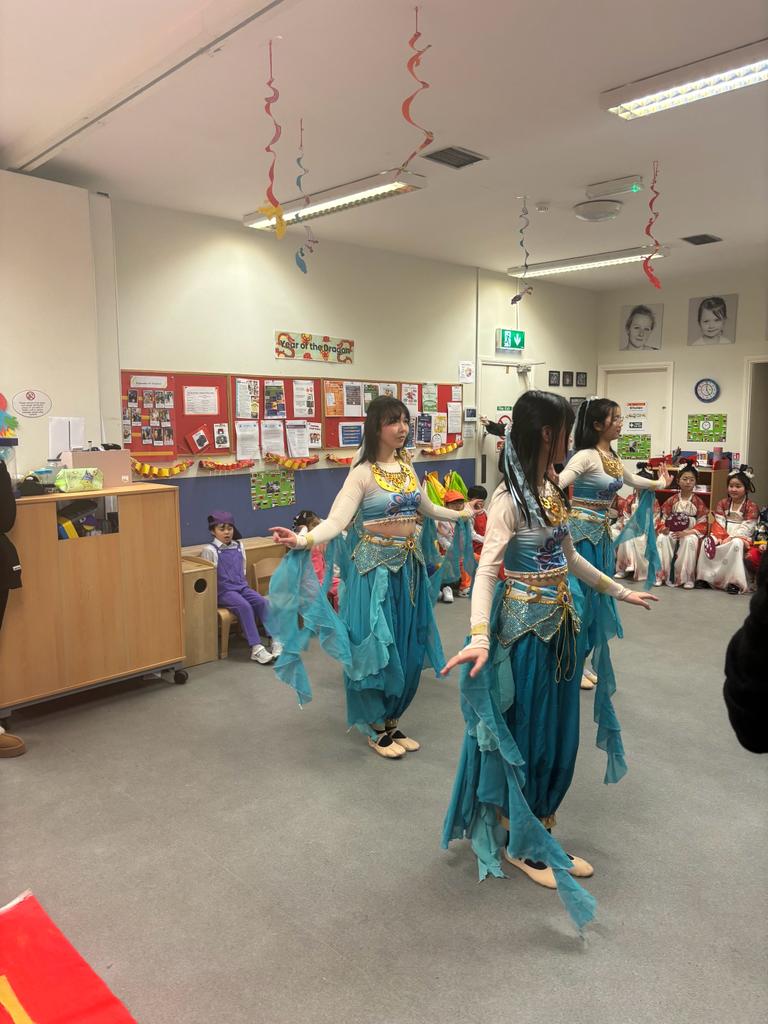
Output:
[{"xmin": 574, "ymin": 397, "xmax": 620, "ymax": 451}]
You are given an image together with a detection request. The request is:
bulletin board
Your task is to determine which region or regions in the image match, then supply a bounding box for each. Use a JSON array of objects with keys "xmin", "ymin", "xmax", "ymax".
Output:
[
  {"xmin": 229, "ymin": 375, "xmax": 323, "ymax": 458},
  {"xmin": 322, "ymin": 380, "xmax": 463, "ymax": 449},
  {"xmin": 120, "ymin": 370, "xmax": 231, "ymax": 456}
]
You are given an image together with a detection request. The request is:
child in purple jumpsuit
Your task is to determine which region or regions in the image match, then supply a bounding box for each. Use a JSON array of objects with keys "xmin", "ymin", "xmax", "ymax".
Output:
[{"xmin": 200, "ymin": 510, "xmax": 280, "ymax": 664}]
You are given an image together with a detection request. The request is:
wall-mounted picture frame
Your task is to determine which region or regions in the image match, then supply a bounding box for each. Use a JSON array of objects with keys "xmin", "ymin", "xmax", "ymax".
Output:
[
  {"xmin": 569, "ymin": 396, "xmax": 585, "ymax": 410},
  {"xmin": 562, "ymin": 371, "xmax": 574, "ymax": 387},
  {"xmin": 548, "ymin": 370, "xmax": 561, "ymax": 387},
  {"xmin": 620, "ymin": 302, "xmax": 664, "ymax": 350},
  {"xmin": 687, "ymin": 294, "xmax": 738, "ymax": 346},
  {"xmin": 576, "ymin": 371, "xmax": 588, "ymax": 387}
]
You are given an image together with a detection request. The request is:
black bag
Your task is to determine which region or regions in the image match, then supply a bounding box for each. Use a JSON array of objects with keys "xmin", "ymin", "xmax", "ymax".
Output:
[{"xmin": 0, "ymin": 535, "xmax": 21, "ymax": 590}]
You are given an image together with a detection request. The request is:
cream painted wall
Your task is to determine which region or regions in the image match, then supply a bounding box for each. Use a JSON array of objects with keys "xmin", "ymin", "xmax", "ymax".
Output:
[
  {"xmin": 0, "ymin": 170, "xmax": 102, "ymax": 474},
  {"xmin": 596, "ymin": 266, "xmax": 768, "ymax": 459}
]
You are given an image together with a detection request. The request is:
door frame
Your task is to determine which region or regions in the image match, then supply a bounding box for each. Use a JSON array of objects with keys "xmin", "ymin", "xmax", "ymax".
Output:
[
  {"xmin": 475, "ymin": 357, "xmax": 542, "ymax": 483},
  {"xmin": 742, "ymin": 356, "xmax": 768, "ymax": 463},
  {"xmin": 597, "ymin": 361, "xmax": 675, "ymax": 455}
]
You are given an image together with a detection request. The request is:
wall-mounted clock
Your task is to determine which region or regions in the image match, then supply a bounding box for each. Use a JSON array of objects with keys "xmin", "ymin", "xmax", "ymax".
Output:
[{"xmin": 694, "ymin": 378, "xmax": 720, "ymax": 403}]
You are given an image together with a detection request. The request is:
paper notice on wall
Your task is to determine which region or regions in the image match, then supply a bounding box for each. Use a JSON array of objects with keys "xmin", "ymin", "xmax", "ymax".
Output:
[
  {"xmin": 617, "ymin": 434, "xmax": 651, "ymax": 459},
  {"xmin": 623, "ymin": 400, "xmax": 648, "ymax": 435},
  {"xmin": 339, "ymin": 421, "xmax": 364, "ymax": 447},
  {"xmin": 432, "ymin": 412, "xmax": 448, "ymax": 445},
  {"xmin": 422, "ymin": 383, "xmax": 438, "ymax": 412},
  {"xmin": 130, "ymin": 374, "xmax": 167, "ymax": 389},
  {"xmin": 286, "ymin": 420, "xmax": 310, "ymax": 458},
  {"xmin": 214, "ymin": 422, "xmax": 230, "ymax": 449},
  {"xmin": 183, "ymin": 386, "xmax": 219, "ymax": 416},
  {"xmin": 416, "ymin": 413, "xmax": 433, "ymax": 444},
  {"xmin": 235, "ymin": 420, "xmax": 261, "ymax": 460},
  {"xmin": 447, "ymin": 402, "xmax": 462, "ymax": 433},
  {"xmin": 401, "ymin": 384, "xmax": 419, "ymax": 417},
  {"xmin": 451, "ymin": 385, "xmax": 463, "ymax": 403},
  {"xmin": 261, "ymin": 419, "xmax": 286, "ymax": 455},
  {"xmin": 292, "ymin": 380, "xmax": 316, "ymax": 417},
  {"xmin": 343, "ymin": 381, "xmax": 363, "ymax": 416},
  {"xmin": 463, "ymin": 422, "xmax": 476, "ymax": 440},
  {"xmin": 363, "ymin": 383, "xmax": 379, "ymax": 410},
  {"xmin": 458, "ymin": 360, "xmax": 474, "ymax": 384},
  {"xmin": 236, "ymin": 378, "xmax": 260, "ymax": 418},
  {"xmin": 324, "ymin": 380, "xmax": 344, "ymax": 416},
  {"xmin": 307, "ymin": 421, "xmax": 322, "ymax": 448},
  {"xmin": 264, "ymin": 380, "xmax": 286, "ymax": 418},
  {"xmin": 379, "ymin": 383, "xmax": 398, "ymax": 399}
]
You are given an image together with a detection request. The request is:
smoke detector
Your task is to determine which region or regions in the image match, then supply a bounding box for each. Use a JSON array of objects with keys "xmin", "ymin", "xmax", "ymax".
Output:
[{"xmin": 573, "ymin": 199, "xmax": 623, "ymax": 222}]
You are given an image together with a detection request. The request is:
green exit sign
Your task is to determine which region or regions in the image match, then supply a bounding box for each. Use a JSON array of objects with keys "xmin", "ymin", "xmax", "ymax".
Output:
[{"xmin": 496, "ymin": 328, "xmax": 525, "ymax": 351}]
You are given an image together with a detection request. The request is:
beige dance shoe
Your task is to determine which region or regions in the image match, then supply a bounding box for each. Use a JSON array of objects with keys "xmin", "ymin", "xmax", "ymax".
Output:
[
  {"xmin": 503, "ymin": 851, "xmax": 557, "ymax": 889},
  {"xmin": 384, "ymin": 720, "xmax": 420, "ymax": 751},
  {"xmin": 580, "ymin": 668, "xmax": 597, "ymax": 690},
  {"xmin": 367, "ymin": 732, "xmax": 406, "ymax": 758}
]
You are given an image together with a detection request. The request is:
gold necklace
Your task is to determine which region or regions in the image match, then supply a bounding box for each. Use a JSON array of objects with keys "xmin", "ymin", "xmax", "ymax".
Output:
[
  {"xmin": 597, "ymin": 447, "xmax": 624, "ymax": 479},
  {"xmin": 371, "ymin": 459, "xmax": 417, "ymax": 493}
]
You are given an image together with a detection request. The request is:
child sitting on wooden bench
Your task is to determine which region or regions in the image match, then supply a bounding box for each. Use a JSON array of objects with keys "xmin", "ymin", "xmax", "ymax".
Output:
[{"xmin": 200, "ymin": 510, "xmax": 281, "ymax": 664}]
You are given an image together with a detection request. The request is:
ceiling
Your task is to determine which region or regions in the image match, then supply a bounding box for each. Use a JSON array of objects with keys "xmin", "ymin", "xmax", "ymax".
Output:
[{"xmin": 2, "ymin": 0, "xmax": 767, "ymax": 288}]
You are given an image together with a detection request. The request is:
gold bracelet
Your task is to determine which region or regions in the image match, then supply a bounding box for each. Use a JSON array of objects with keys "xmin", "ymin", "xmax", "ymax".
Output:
[
  {"xmin": 470, "ymin": 623, "xmax": 489, "ymax": 636},
  {"xmin": 595, "ymin": 574, "xmax": 613, "ymax": 594}
]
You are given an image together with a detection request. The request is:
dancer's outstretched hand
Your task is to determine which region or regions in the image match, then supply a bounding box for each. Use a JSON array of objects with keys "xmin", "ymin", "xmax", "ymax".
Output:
[
  {"xmin": 270, "ymin": 526, "xmax": 299, "ymax": 548},
  {"xmin": 623, "ymin": 591, "xmax": 659, "ymax": 611},
  {"xmin": 441, "ymin": 645, "xmax": 488, "ymax": 678}
]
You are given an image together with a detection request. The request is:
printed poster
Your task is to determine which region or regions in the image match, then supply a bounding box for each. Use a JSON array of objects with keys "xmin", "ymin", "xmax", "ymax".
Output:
[
  {"xmin": 432, "ymin": 412, "xmax": 448, "ymax": 446},
  {"xmin": 213, "ymin": 422, "xmax": 230, "ymax": 449},
  {"xmin": 617, "ymin": 434, "xmax": 651, "ymax": 459},
  {"xmin": 416, "ymin": 413, "xmax": 433, "ymax": 444},
  {"xmin": 183, "ymin": 385, "xmax": 219, "ymax": 416},
  {"xmin": 251, "ymin": 470, "xmax": 295, "ymax": 510},
  {"xmin": 363, "ymin": 383, "xmax": 379, "ymax": 411},
  {"xmin": 286, "ymin": 420, "xmax": 310, "ymax": 458},
  {"xmin": 447, "ymin": 402, "xmax": 462, "ymax": 434},
  {"xmin": 236, "ymin": 378, "xmax": 260, "ymax": 418},
  {"xmin": 379, "ymin": 383, "xmax": 398, "ymax": 399},
  {"xmin": 451, "ymin": 385, "xmax": 463, "ymax": 403},
  {"xmin": 292, "ymin": 380, "xmax": 316, "ymax": 417},
  {"xmin": 235, "ymin": 420, "xmax": 261, "ymax": 460},
  {"xmin": 307, "ymin": 421, "xmax": 322, "ymax": 448},
  {"xmin": 323, "ymin": 380, "xmax": 344, "ymax": 416},
  {"xmin": 264, "ymin": 380, "xmax": 286, "ymax": 418},
  {"xmin": 422, "ymin": 383, "xmax": 438, "ymax": 412},
  {"xmin": 401, "ymin": 383, "xmax": 420, "ymax": 417},
  {"xmin": 687, "ymin": 413, "xmax": 727, "ymax": 443},
  {"xmin": 343, "ymin": 381, "xmax": 363, "ymax": 416},
  {"xmin": 261, "ymin": 419, "xmax": 286, "ymax": 456},
  {"xmin": 458, "ymin": 360, "xmax": 474, "ymax": 384},
  {"xmin": 339, "ymin": 421, "xmax": 364, "ymax": 447}
]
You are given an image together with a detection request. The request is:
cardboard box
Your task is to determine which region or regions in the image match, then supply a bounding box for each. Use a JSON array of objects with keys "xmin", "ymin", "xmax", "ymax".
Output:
[{"xmin": 61, "ymin": 449, "xmax": 132, "ymax": 487}]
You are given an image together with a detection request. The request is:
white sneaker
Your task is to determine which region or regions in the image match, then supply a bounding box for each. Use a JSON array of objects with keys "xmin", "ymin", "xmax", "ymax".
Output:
[
  {"xmin": 251, "ymin": 644, "xmax": 275, "ymax": 664},
  {"xmin": 683, "ymin": 581, "xmax": 695, "ymax": 590},
  {"xmin": 441, "ymin": 586, "xmax": 454, "ymax": 604},
  {"xmin": 654, "ymin": 578, "xmax": 663, "ymax": 587},
  {"xmin": 270, "ymin": 640, "xmax": 283, "ymax": 658},
  {"xmin": 614, "ymin": 570, "xmax": 627, "ymax": 579},
  {"xmin": 457, "ymin": 587, "xmax": 471, "ymax": 597}
]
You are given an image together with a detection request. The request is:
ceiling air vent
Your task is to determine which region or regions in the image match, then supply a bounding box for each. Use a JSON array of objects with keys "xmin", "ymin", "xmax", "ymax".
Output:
[
  {"xmin": 422, "ymin": 146, "xmax": 487, "ymax": 169},
  {"xmin": 681, "ymin": 234, "xmax": 723, "ymax": 245}
]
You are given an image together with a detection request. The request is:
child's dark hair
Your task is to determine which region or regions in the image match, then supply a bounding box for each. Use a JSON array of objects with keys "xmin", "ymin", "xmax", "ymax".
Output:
[
  {"xmin": 574, "ymin": 397, "xmax": 620, "ymax": 451},
  {"xmin": 293, "ymin": 509, "xmax": 320, "ymax": 530},
  {"xmin": 698, "ymin": 296, "xmax": 727, "ymax": 324},
  {"xmin": 677, "ymin": 461, "xmax": 699, "ymax": 484},
  {"xmin": 500, "ymin": 390, "xmax": 574, "ymax": 528},
  {"xmin": 359, "ymin": 396, "xmax": 410, "ymax": 465},
  {"xmin": 467, "ymin": 485, "xmax": 487, "ymax": 501}
]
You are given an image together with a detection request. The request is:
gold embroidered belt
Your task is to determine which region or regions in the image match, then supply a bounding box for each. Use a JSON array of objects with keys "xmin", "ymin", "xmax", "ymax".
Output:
[
  {"xmin": 498, "ymin": 571, "xmax": 579, "ymax": 680},
  {"xmin": 503, "ymin": 566, "xmax": 568, "ymax": 586}
]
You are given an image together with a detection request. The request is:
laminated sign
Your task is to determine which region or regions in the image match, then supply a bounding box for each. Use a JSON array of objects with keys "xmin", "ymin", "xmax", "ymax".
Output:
[{"xmin": 274, "ymin": 331, "xmax": 355, "ymax": 363}]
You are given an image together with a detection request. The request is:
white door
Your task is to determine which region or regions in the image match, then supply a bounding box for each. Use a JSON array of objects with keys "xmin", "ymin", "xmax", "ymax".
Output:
[
  {"xmin": 597, "ymin": 363, "xmax": 673, "ymax": 479},
  {"xmin": 475, "ymin": 360, "xmax": 536, "ymax": 494}
]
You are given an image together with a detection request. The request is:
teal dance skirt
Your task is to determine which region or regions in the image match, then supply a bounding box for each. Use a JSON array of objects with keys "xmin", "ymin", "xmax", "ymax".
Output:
[
  {"xmin": 442, "ymin": 577, "xmax": 597, "ymax": 931},
  {"xmin": 269, "ymin": 532, "xmax": 445, "ymax": 737}
]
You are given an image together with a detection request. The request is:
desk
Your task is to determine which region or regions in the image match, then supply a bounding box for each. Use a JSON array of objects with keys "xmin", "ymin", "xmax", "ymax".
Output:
[{"xmin": 0, "ymin": 484, "xmax": 184, "ymax": 713}]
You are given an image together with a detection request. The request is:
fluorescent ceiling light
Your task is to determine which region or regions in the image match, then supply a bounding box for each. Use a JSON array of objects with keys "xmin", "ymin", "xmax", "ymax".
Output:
[
  {"xmin": 507, "ymin": 246, "xmax": 668, "ymax": 278},
  {"xmin": 243, "ymin": 169, "xmax": 426, "ymax": 230},
  {"xmin": 585, "ymin": 175, "xmax": 643, "ymax": 199},
  {"xmin": 600, "ymin": 39, "xmax": 768, "ymax": 119}
]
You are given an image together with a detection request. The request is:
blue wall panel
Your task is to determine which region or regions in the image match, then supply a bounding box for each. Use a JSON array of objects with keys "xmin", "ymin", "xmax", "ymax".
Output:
[{"xmin": 165, "ymin": 458, "xmax": 476, "ymax": 546}]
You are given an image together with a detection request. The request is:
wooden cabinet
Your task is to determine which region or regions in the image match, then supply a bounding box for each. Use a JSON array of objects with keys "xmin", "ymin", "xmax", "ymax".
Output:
[
  {"xmin": 181, "ymin": 557, "xmax": 217, "ymax": 668},
  {"xmin": 0, "ymin": 484, "xmax": 184, "ymax": 712},
  {"xmin": 657, "ymin": 465, "xmax": 729, "ymax": 513}
]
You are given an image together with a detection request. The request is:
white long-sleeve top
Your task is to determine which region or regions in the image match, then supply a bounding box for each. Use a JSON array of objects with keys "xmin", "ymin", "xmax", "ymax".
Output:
[
  {"xmin": 558, "ymin": 448, "xmax": 665, "ymax": 491},
  {"xmin": 468, "ymin": 487, "xmax": 631, "ymax": 650},
  {"xmin": 297, "ymin": 460, "xmax": 469, "ymax": 548}
]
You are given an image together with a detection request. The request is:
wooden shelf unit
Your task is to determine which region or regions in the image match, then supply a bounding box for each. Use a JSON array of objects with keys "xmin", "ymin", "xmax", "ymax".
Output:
[
  {"xmin": 0, "ymin": 484, "xmax": 184, "ymax": 713},
  {"xmin": 659, "ymin": 465, "xmax": 729, "ymax": 512}
]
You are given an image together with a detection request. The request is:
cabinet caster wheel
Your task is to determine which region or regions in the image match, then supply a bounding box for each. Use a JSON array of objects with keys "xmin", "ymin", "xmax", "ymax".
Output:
[{"xmin": 174, "ymin": 671, "xmax": 188, "ymax": 685}]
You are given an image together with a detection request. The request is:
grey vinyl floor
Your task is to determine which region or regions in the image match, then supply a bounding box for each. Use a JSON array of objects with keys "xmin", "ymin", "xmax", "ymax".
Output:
[{"xmin": 2, "ymin": 584, "xmax": 766, "ymax": 1024}]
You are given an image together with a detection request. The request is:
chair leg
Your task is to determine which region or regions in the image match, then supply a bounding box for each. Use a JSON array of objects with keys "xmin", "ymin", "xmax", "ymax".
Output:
[{"xmin": 220, "ymin": 614, "xmax": 231, "ymax": 659}]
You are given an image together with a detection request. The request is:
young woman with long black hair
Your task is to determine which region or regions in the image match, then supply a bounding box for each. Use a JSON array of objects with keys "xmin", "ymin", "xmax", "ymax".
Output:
[
  {"xmin": 441, "ymin": 391, "xmax": 656, "ymax": 930},
  {"xmin": 269, "ymin": 396, "xmax": 478, "ymax": 759}
]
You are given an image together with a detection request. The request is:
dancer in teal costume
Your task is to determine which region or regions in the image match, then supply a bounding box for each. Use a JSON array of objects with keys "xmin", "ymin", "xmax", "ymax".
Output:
[
  {"xmin": 269, "ymin": 397, "xmax": 478, "ymax": 759},
  {"xmin": 441, "ymin": 392, "xmax": 657, "ymax": 930},
  {"xmin": 558, "ymin": 398, "xmax": 669, "ymax": 778}
]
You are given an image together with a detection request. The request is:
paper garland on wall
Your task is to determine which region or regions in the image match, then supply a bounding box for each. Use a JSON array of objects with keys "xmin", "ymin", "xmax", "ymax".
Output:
[
  {"xmin": 326, "ymin": 454, "xmax": 354, "ymax": 465},
  {"xmin": 199, "ymin": 459, "xmax": 255, "ymax": 472},
  {"xmin": 419, "ymin": 440, "xmax": 463, "ymax": 457},
  {"xmin": 131, "ymin": 458, "xmax": 193, "ymax": 478},
  {"xmin": 642, "ymin": 160, "xmax": 662, "ymax": 289},
  {"xmin": 398, "ymin": 6, "xmax": 434, "ymax": 170},
  {"xmin": 265, "ymin": 452, "xmax": 319, "ymax": 470}
]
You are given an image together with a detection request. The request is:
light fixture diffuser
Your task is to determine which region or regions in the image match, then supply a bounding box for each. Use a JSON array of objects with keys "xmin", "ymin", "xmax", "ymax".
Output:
[
  {"xmin": 243, "ymin": 169, "xmax": 426, "ymax": 230},
  {"xmin": 600, "ymin": 40, "xmax": 768, "ymax": 119},
  {"xmin": 507, "ymin": 246, "xmax": 668, "ymax": 278}
]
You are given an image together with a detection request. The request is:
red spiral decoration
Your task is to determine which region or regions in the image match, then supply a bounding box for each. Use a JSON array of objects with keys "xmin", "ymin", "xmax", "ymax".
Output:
[
  {"xmin": 642, "ymin": 161, "xmax": 662, "ymax": 289},
  {"xmin": 258, "ymin": 40, "xmax": 286, "ymax": 237},
  {"xmin": 399, "ymin": 6, "xmax": 434, "ymax": 170}
]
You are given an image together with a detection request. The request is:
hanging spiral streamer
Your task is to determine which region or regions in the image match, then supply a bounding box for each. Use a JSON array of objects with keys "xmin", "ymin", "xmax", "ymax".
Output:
[
  {"xmin": 398, "ymin": 6, "xmax": 434, "ymax": 170},
  {"xmin": 518, "ymin": 196, "xmax": 531, "ymax": 277},
  {"xmin": 257, "ymin": 40, "xmax": 286, "ymax": 239},
  {"xmin": 294, "ymin": 118, "xmax": 319, "ymax": 273},
  {"xmin": 642, "ymin": 160, "xmax": 662, "ymax": 289}
]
